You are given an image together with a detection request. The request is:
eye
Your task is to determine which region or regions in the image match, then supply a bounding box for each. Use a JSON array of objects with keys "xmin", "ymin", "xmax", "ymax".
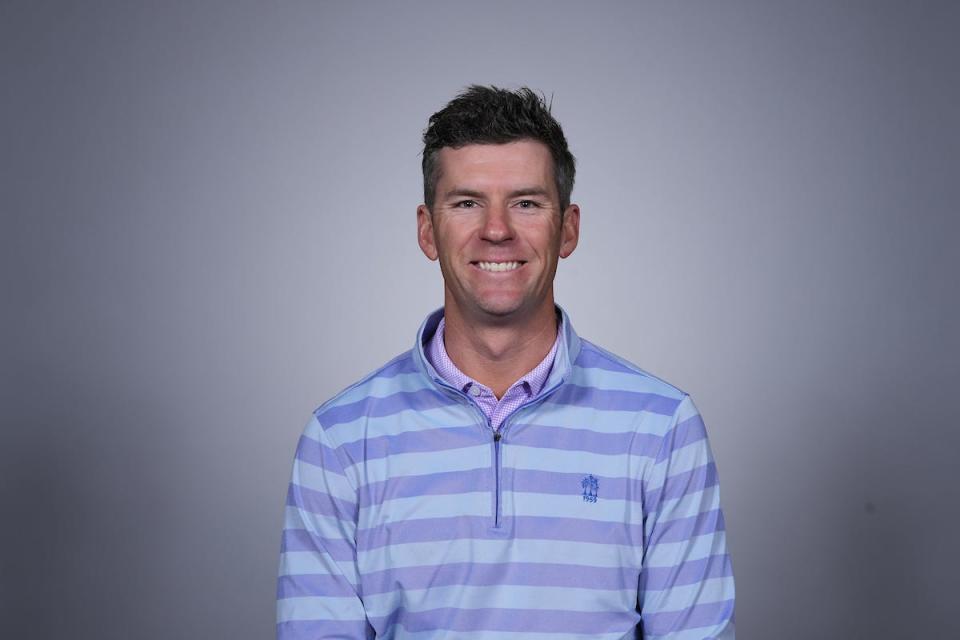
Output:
[
  {"xmin": 516, "ymin": 200, "xmax": 541, "ymax": 209},
  {"xmin": 454, "ymin": 200, "xmax": 478, "ymax": 209}
]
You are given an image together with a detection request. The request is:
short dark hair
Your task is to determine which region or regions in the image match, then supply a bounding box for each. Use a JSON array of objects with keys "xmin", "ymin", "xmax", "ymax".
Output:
[{"xmin": 421, "ymin": 85, "xmax": 576, "ymax": 211}]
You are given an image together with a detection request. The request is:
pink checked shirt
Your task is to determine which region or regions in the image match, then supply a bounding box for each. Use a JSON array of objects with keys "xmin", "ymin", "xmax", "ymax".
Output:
[{"xmin": 425, "ymin": 316, "xmax": 560, "ymax": 431}]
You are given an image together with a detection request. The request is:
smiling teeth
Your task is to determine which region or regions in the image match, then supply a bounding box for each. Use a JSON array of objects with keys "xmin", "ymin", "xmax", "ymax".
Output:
[{"xmin": 477, "ymin": 261, "xmax": 522, "ymax": 272}]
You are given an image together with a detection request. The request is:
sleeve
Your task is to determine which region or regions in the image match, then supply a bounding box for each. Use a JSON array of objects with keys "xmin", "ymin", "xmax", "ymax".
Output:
[
  {"xmin": 276, "ymin": 415, "xmax": 375, "ymax": 639},
  {"xmin": 637, "ymin": 395, "xmax": 736, "ymax": 639}
]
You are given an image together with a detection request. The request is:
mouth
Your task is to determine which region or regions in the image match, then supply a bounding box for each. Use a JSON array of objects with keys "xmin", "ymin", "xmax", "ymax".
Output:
[{"xmin": 472, "ymin": 260, "xmax": 526, "ymax": 273}]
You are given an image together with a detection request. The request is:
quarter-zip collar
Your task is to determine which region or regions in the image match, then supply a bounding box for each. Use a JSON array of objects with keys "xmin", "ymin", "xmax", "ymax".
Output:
[{"xmin": 413, "ymin": 305, "xmax": 581, "ymax": 395}]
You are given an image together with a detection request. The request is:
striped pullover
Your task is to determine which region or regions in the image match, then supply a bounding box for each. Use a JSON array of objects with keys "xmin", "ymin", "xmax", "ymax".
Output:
[{"xmin": 278, "ymin": 307, "xmax": 736, "ymax": 639}]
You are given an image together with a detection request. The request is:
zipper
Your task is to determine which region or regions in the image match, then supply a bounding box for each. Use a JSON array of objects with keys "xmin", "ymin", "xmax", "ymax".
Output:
[
  {"xmin": 493, "ymin": 430, "xmax": 502, "ymax": 527},
  {"xmin": 432, "ymin": 375, "xmax": 566, "ymax": 530},
  {"xmin": 488, "ymin": 378, "xmax": 566, "ymax": 529}
]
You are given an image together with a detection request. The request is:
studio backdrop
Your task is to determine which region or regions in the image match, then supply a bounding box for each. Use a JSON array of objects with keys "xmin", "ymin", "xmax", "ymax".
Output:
[{"xmin": 3, "ymin": 1, "xmax": 958, "ymax": 638}]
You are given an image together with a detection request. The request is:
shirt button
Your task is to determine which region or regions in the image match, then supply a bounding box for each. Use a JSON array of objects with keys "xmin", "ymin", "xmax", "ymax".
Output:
[{"xmin": 469, "ymin": 385, "xmax": 482, "ymax": 397}]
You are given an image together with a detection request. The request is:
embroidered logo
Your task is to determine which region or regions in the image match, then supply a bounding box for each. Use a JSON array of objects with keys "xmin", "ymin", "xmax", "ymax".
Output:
[{"xmin": 581, "ymin": 474, "xmax": 599, "ymax": 503}]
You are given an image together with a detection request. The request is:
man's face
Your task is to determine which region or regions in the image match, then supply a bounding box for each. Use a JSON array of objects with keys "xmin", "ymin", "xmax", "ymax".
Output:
[{"xmin": 417, "ymin": 140, "xmax": 580, "ymax": 325}]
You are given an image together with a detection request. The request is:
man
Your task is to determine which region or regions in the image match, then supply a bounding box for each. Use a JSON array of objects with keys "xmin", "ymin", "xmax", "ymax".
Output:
[{"xmin": 277, "ymin": 86, "xmax": 735, "ymax": 639}]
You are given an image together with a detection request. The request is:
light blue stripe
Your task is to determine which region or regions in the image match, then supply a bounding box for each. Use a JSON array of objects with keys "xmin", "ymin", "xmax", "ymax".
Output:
[
  {"xmin": 362, "ymin": 584, "xmax": 637, "ymax": 616},
  {"xmin": 648, "ymin": 508, "xmax": 725, "ymax": 547},
  {"xmin": 283, "ymin": 506, "xmax": 355, "ymax": 542},
  {"xmin": 340, "ymin": 425, "xmax": 482, "ymax": 465},
  {"xmin": 362, "ymin": 492, "xmax": 491, "ymax": 525},
  {"xmin": 503, "ymin": 491, "xmax": 644, "ymax": 526},
  {"xmin": 277, "ymin": 595, "xmax": 367, "ymax": 622},
  {"xmin": 277, "ymin": 573, "xmax": 359, "ymax": 599},
  {"xmin": 576, "ymin": 342, "xmax": 685, "ymax": 398},
  {"xmin": 644, "ymin": 531, "xmax": 729, "ymax": 569},
  {"xmin": 547, "ymin": 384, "xmax": 682, "ymax": 415},
  {"xmin": 277, "ymin": 618, "xmax": 373, "ymax": 639},
  {"xmin": 357, "ymin": 538, "xmax": 639, "ymax": 573},
  {"xmin": 291, "ymin": 457, "xmax": 356, "ymax": 503},
  {"xmin": 344, "ymin": 444, "xmax": 491, "ymax": 486},
  {"xmin": 657, "ymin": 484, "xmax": 723, "ymax": 526},
  {"xmin": 647, "ymin": 622, "xmax": 735, "ymax": 640},
  {"xmin": 318, "ymin": 388, "xmax": 457, "ymax": 427},
  {"xmin": 641, "ymin": 598, "xmax": 735, "ymax": 636},
  {"xmin": 332, "ymin": 371, "xmax": 437, "ymax": 405},
  {"xmin": 370, "ymin": 604, "xmax": 638, "ymax": 634},
  {"xmin": 502, "ymin": 444, "xmax": 634, "ymax": 475},
  {"xmin": 325, "ymin": 406, "xmax": 479, "ymax": 446},
  {"xmin": 511, "ymin": 422, "xmax": 665, "ymax": 450},
  {"xmin": 278, "ymin": 551, "xmax": 338, "ymax": 578},
  {"xmin": 570, "ymin": 364, "xmax": 685, "ymax": 397},
  {"xmin": 517, "ymin": 403, "xmax": 675, "ymax": 433}
]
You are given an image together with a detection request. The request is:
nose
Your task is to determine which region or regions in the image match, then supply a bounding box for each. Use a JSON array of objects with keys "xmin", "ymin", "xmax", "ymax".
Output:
[{"xmin": 479, "ymin": 202, "xmax": 514, "ymax": 243}]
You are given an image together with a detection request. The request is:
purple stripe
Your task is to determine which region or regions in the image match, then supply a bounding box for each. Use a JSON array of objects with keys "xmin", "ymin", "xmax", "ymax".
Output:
[
  {"xmin": 643, "ymin": 462, "xmax": 719, "ymax": 509},
  {"xmin": 340, "ymin": 426, "xmax": 481, "ymax": 464},
  {"xmin": 512, "ymin": 515, "xmax": 644, "ymax": 546},
  {"xmin": 277, "ymin": 619, "xmax": 372, "ymax": 639},
  {"xmin": 662, "ymin": 413, "xmax": 707, "ymax": 461},
  {"xmin": 356, "ymin": 516, "xmax": 644, "ymax": 551},
  {"xmin": 362, "ymin": 561, "xmax": 637, "ymax": 595},
  {"xmin": 641, "ymin": 598, "xmax": 734, "ymax": 635},
  {"xmin": 508, "ymin": 468, "xmax": 634, "ymax": 502},
  {"xmin": 360, "ymin": 468, "xmax": 492, "ymax": 509},
  {"xmin": 295, "ymin": 435, "xmax": 347, "ymax": 477},
  {"xmin": 574, "ymin": 344, "xmax": 637, "ymax": 374},
  {"xmin": 371, "ymin": 351, "xmax": 418, "ymax": 378},
  {"xmin": 508, "ymin": 423, "xmax": 661, "ymax": 457},
  {"xmin": 547, "ymin": 384, "xmax": 681, "ymax": 415},
  {"xmin": 359, "ymin": 467, "xmax": 650, "ymax": 505},
  {"xmin": 317, "ymin": 389, "xmax": 456, "ymax": 426},
  {"xmin": 374, "ymin": 605, "xmax": 637, "ymax": 634},
  {"xmin": 281, "ymin": 528, "xmax": 355, "ymax": 561},
  {"xmin": 277, "ymin": 573, "xmax": 358, "ymax": 599},
  {"xmin": 639, "ymin": 553, "xmax": 733, "ymax": 592},
  {"xmin": 661, "ymin": 462, "xmax": 718, "ymax": 503},
  {"xmin": 649, "ymin": 509, "xmax": 725, "ymax": 546},
  {"xmin": 287, "ymin": 483, "xmax": 357, "ymax": 520}
]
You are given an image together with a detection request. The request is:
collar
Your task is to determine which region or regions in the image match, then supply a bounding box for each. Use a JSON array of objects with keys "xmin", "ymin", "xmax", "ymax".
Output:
[
  {"xmin": 414, "ymin": 305, "xmax": 581, "ymax": 395},
  {"xmin": 427, "ymin": 316, "xmax": 560, "ymax": 397}
]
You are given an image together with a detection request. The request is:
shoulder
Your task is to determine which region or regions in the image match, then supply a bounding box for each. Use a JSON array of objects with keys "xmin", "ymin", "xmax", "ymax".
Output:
[
  {"xmin": 305, "ymin": 349, "xmax": 436, "ymax": 442},
  {"xmin": 313, "ymin": 349, "xmax": 421, "ymax": 419},
  {"xmin": 573, "ymin": 339, "xmax": 687, "ymax": 400},
  {"xmin": 550, "ymin": 338, "xmax": 689, "ymax": 421}
]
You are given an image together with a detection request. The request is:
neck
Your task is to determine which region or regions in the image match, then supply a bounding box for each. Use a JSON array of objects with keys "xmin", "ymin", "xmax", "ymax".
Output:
[{"xmin": 441, "ymin": 301, "xmax": 558, "ymax": 398}]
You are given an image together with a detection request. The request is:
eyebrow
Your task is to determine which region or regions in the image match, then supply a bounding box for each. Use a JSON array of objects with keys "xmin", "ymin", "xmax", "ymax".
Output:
[
  {"xmin": 442, "ymin": 187, "xmax": 552, "ymax": 200},
  {"xmin": 443, "ymin": 188, "xmax": 486, "ymax": 200},
  {"xmin": 507, "ymin": 187, "xmax": 551, "ymax": 199}
]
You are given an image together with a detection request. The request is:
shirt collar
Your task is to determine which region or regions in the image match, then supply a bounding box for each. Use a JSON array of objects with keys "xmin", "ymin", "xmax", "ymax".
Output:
[
  {"xmin": 426, "ymin": 316, "xmax": 560, "ymax": 398},
  {"xmin": 415, "ymin": 305, "xmax": 581, "ymax": 395}
]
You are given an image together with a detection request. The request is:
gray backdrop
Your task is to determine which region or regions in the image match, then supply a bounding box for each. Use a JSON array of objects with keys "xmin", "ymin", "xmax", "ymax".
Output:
[{"xmin": 3, "ymin": 1, "xmax": 958, "ymax": 638}]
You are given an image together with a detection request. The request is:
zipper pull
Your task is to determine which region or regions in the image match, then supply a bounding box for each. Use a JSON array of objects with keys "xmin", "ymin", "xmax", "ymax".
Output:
[{"xmin": 493, "ymin": 431, "xmax": 502, "ymax": 442}]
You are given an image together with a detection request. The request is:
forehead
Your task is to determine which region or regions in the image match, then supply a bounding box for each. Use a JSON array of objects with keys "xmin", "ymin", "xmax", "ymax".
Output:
[{"xmin": 436, "ymin": 140, "xmax": 555, "ymax": 191}]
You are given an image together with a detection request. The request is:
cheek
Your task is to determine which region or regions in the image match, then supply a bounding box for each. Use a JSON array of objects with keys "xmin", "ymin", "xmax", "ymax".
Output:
[
  {"xmin": 530, "ymin": 226, "xmax": 563, "ymax": 252},
  {"xmin": 436, "ymin": 217, "xmax": 472, "ymax": 239}
]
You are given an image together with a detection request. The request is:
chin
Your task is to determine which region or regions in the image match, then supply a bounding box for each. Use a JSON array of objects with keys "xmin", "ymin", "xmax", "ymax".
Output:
[{"xmin": 474, "ymin": 299, "xmax": 529, "ymax": 318}]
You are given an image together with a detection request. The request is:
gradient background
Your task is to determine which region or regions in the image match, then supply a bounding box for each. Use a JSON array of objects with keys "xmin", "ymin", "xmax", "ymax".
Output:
[{"xmin": 3, "ymin": 2, "xmax": 958, "ymax": 638}]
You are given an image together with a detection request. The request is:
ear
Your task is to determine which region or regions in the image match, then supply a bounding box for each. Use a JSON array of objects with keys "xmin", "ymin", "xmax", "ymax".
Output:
[
  {"xmin": 417, "ymin": 204, "xmax": 439, "ymax": 261},
  {"xmin": 559, "ymin": 204, "xmax": 580, "ymax": 259}
]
